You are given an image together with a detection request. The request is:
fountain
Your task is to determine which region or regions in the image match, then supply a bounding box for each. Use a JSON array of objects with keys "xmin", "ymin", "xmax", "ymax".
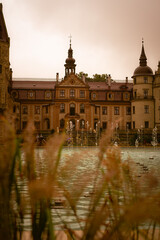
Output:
[
  {"xmin": 137, "ymin": 125, "xmax": 144, "ymax": 147},
  {"xmin": 126, "ymin": 124, "xmax": 129, "ymax": 146},
  {"xmin": 86, "ymin": 121, "xmax": 89, "ymax": 146},
  {"xmin": 151, "ymin": 126, "xmax": 158, "ymax": 148},
  {"xmin": 135, "ymin": 139, "xmax": 139, "ymax": 148},
  {"xmin": 81, "ymin": 121, "xmax": 84, "ymax": 146},
  {"xmin": 76, "ymin": 119, "xmax": 79, "ymax": 145},
  {"xmin": 95, "ymin": 121, "xmax": 100, "ymax": 146},
  {"xmin": 66, "ymin": 121, "xmax": 74, "ymax": 147}
]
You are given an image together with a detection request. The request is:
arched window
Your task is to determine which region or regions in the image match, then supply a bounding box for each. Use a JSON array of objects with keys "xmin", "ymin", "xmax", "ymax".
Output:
[
  {"xmin": 80, "ymin": 119, "xmax": 85, "ymax": 129},
  {"xmin": 60, "ymin": 119, "xmax": 65, "ymax": 129},
  {"xmin": 13, "ymin": 105, "xmax": 16, "ymax": 113},
  {"xmin": 70, "ymin": 103, "xmax": 75, "ymax": 116},
  {"xmin": 80, "ymin": 104, "xmax": 85, "ymax": 113},
  {"xmin": 60, "ymin": 103, "xmax": 65, "ymax": 113},
  {"xmin": 45, "ymin": 118, "xmax": 50, "ymax": 129}
]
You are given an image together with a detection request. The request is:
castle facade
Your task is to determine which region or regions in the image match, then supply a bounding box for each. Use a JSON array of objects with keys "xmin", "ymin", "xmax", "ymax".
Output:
[{"xmin": 0, "ymin": 4, "xmax": 160, "ymax": 137}]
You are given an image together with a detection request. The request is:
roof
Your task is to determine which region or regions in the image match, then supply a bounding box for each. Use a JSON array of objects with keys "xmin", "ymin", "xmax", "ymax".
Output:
[
  {"xmin": 0, "ymin": 4, "xmax": 9, "ymax": 43},
  {"xmin": 133, "ymin": 66, "xmax": 153, "ymax": 76},
  {"xmin": 88, "ymin": 82, "xmax": 133, "ymax": 91},
  {"xmin": 12, "ymin": 79, "xmax": 56, "ymax": 89},
  {"xmin": 12, "ymin": 78, "xmax": 133, "ymax": 91}
]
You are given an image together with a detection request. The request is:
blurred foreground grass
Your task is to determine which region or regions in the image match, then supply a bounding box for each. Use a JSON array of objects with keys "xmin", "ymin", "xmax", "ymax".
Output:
[{"xmin": 0, "ymin": 119, "xmax": 160, "ymax": 240}]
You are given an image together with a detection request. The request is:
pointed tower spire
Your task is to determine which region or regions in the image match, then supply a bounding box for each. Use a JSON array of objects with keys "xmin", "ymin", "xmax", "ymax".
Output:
[
  {"xmin": 139, "ymin": 38, "xmax": 147, "ymax": 66},
  {"xmin": 64, "ymin": 35, "xmax": 76, "ymax": 77}
]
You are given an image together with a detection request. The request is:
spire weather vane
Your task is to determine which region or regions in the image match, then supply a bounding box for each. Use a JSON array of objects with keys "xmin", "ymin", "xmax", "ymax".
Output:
[{"xmin": 69, "ymin": 34, "xmax": 72, "ymax": 44}]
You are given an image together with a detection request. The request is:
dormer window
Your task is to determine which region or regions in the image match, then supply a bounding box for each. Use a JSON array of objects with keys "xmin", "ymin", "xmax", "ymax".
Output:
[
  {"xmin": 108, "ymin": 92, "xmax": 114, "ymax": 100},
  {"xmin": 29, "ymin": 92, "xmax": 33, "ymax": 98},
  {"xmin": 92, "ymin": 93, "xmax": 96, "ymax": 99}
]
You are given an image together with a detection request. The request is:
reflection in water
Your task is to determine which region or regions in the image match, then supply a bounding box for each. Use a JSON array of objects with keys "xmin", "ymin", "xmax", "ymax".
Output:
[{"xmin": 20, "ymin": 147, "xmax": 160, "ymax": 230}]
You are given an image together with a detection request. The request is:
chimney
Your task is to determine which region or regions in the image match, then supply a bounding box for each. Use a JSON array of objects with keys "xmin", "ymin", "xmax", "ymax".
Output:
[
  {"xmin": 108, "ymin": 74, "xmax": 111, "ymax": 87},
  {"xmin": 56, "ymin": 73, "xmax": 59, "ymax": 82},
  {"xmin": 106, "ymin": 74, "xmax": 108, "ymax": 84},
  {"xmin": 82, "ymin": 74, "xmax": 86, "ymax": 82},
  {"xmin": 126, "ymin": 77, "xmax": 128, "ymax": 84}
]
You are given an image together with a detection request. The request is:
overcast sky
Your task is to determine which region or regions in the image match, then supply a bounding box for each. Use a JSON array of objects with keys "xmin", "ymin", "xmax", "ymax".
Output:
[{"xmin": 1, "ymin": 0, "xmax": 160, "ymax": 80}]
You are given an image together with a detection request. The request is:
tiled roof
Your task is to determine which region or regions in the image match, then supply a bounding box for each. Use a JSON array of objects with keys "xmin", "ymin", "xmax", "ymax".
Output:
[
  {"xmin": 88, "ymin": 81, "xmax": 133, "ymax": 91},
  {"xmin": 12, "ymin": 79, "xmax": 133, "ymax": 91},
  {"xmin": 12, "ymin": 79, "xmax": 56, "ymax": 89}
]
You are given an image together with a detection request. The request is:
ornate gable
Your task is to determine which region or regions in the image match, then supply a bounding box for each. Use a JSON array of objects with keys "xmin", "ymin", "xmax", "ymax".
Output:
[{"xmin": 58, "ymin": 74, "xmax": 88, "ymax": 87}]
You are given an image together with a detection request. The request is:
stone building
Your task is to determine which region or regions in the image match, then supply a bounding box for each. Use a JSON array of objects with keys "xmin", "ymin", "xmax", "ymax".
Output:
[
  {"xmin": 12, "ymin": 41, "xmax": 133, "ymax": 135},
  {"xmin": 1, "ymin": 4, "xmax": 160, "ymax": 138},
  {"xmin": 0, "ymin": 4, "xmax": 13, "ymax": 141}
]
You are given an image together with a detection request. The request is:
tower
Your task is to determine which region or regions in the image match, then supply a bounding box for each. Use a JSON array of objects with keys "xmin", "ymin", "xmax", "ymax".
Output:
[
  {"xmin": 64, "ymin": 37, "xmax": 76, "ymax": 77},
  {"xmin": 131, "ymin": 40, "xmax": 154, "ymax": 129},
  {"xmin": 153, "ymin": 61, "xmax": 160, "ymax": 128},
  {"xmin": 0, "ymin": 3, "xmax": 12, "ymax": 116}
]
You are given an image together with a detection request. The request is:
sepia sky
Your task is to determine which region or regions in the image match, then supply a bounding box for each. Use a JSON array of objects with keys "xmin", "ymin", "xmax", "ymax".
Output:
[{"xmin": 1, "ymin": 0, "xmax": 160, "ymax": 80}]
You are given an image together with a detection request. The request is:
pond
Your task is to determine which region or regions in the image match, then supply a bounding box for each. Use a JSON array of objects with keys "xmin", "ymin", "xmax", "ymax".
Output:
[{"xmin": 20, "ymin": 146, "xmax": 160, "ymax": 230}]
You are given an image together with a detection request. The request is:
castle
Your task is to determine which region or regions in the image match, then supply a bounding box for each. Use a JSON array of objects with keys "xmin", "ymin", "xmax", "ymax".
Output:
[{"xmin": 0, "ymin": 4, "xmax": 160, "ymax": 138}]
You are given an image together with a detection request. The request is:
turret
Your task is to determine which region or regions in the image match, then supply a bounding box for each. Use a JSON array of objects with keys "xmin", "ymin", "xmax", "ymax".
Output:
[{"xmin": 64, "ymin": 37, "xmax": 76, "ymax": 77}]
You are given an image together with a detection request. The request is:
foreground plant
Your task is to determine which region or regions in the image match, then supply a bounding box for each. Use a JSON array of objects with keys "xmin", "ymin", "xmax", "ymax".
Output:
[{"xmin": 0, "ymin": 119, "xmax": 160, "ymax": 240}]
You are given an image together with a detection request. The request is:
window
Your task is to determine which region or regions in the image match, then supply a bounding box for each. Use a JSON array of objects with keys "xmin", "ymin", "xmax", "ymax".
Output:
[
  {"xmin": 34, "ymin": 121, "xmax": 40, "ymax": 130},
  {"xmin": 133, "ymin": 121, "xmax": 135, "ymax": 129},
  {"xmin": 145, "ymin": 121, "xmax": 149, "ymax": 128},
  {"xmin": 0, "ymin": 64, "xmax": 2, "ymax": 73},
  {"xmin": 102, "ymin": 122, "xmax": 107, "ymax": 129},
  {"xmin": 22, "ymin": 121, "xmax": 27, "ymax": 129},
  {"xmin": 126, "ymin": 122, "xmax": 131, "ymax": 130},
  {"xmin": 29, "ymin": 92, "xmax": 33, "ymax": 98},
  {"xmin": 144, "ymin": 77, "xmax": 148, "ymax": 84},
  {"xmin": 134, "ymin": 91, "xmax": 137, "ymax": 98},
  {"xmin": 102, "ymin": 107, "xmax": 107, "ymax": 115},
  {"xmin": 70, "ymin": 103, "xmax": 75, "ymax": 116},
  {"xmin": 144, "ymin": 89, "xmax": 148, "ymax": 98},
  {"xmin": 108, "ymin": 93, "xmax": 113, "ymax": 99},
  {"xmin": 124, "ymin": 93, "xmax": 128, "ymax": 100},
  {"xmin": 133, "ymin": 106, "xmax": 135, "ymax": 114},
  {"xmin": 92, "ymin": 93, "xmax": 96, "ymax": 99},
  {"xmin": 80, "ymin": 119, "xmax": 85, "ymax": 129},
  {"xmin": 134, "ymin": 78, "xmax": 136, "ymax": 84},
  {"xmin": 70, "ymin": 89, "xmax": 75, "ymax": 97},
  {"xmin": 60, "ymin": 90, "xmax": 65, "ymax": 97},
  {"xmin": 95, "ymin": 106, "xmax": 98, "ymax": 114},
  {"xmin": 126, "ymin": 107, "xmax": 131, "ymax": 115},
  {"xmin": 13, "ymin": 105, "xmax": 16, "ymax": 113},
  {"xmin": 45, "ymin": 105, "xmax": 49, "ymax": 114},
  {"xmin": 144, "ymin": 105, "xmax": 149, "ymax": 114},
  {"xmin": 45, "ymin": 118, "xmax": 50, "ymax": 129},
  {"xmin": 60, "ymin": 103, "xmax": 65, "ymax": 113},
  {"xmin": 35, "ymin": 106, "xmax": 40, "ymax": 114},
  {"xmin": 46, "ymin": 92, "xmax": 51, "ymax": 98},
  {"xmin": 80, "ymin": 90, "xmax": 85, "ymax": 98},
  {"xmin": 114, "ymin": 107, "xmax": 119, "ymax": 115},
  {"xmin": 60, "ymin": 119, "xmax": 65, "ymax": 129},
  {"xmin": 80, "ymin": 104, "xmax": 85, "ymax": 113},
  {"xmin": 22, "ymin": 106, "xmax": 28, "ymax": 114}
]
